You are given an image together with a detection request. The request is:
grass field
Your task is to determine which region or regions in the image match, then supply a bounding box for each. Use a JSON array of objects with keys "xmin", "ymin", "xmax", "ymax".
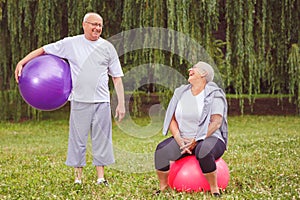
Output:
[{"xmin": 0, "ymin": 115, "xmax": 299, "ymax": 199}]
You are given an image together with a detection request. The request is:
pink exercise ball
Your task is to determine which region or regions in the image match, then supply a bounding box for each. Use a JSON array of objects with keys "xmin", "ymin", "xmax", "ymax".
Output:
[{"xmin": 168, "ymin": 155, "xmax": 229, "ymax": 192}]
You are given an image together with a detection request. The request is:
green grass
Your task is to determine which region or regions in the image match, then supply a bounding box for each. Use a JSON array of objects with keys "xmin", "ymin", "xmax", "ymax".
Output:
[{"xmin": 0, "ymin": 116, "xmax": 300, "ymax": 199}]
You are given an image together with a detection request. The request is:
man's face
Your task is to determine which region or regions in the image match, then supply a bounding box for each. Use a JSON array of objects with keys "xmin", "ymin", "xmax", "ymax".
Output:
[{"xmin": 82, "ymin": 14, "xmax": 103, "ymax": 41}]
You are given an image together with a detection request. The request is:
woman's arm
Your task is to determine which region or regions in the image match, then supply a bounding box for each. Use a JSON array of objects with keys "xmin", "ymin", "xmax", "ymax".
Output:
[
  {"xmin": 169, "ymin": 115, "xmax": 195, "ymax": 154},
  {"xmin": 169, "ymin": 114, "xmax": 182, "ymax": 144},
  {"xmin": 206, "ymin": 114, "xmax": 223, "ymax": 138}
]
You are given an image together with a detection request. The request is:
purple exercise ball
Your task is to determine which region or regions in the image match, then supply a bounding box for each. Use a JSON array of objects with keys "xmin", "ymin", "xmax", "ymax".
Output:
[{"xmin": 18, "ymin": 54, "xmax": 72, "ymax": 111}]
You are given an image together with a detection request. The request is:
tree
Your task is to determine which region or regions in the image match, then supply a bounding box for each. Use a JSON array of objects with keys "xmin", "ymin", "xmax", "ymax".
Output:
[{"xmin": 0, "ymin": 0, "xmax": 299, "ymax": 120}]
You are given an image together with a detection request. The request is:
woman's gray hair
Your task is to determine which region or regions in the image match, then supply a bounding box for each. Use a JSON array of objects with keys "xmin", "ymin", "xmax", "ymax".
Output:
[{"xmin": 194, "ymin": 61, "xmax": 214, "ymax": 82}]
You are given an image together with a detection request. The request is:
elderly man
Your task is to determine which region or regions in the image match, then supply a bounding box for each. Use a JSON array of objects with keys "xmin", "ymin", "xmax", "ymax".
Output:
[{"xmin": 15, "ymin": 12, "xmax": 125, "ymax": 185}]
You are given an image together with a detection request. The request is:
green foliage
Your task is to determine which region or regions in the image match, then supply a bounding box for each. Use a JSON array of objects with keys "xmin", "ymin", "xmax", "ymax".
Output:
[
  {"xmin": 0, "ymin": 0, "xmax": 299, "ymax": 120},
  {"xmin": 288, "ymin": 43, "xmax": 300, "ymax": 111},
  {"xmin": 0, "ymin": 116, "xmax": 299, "ymax": 199}
]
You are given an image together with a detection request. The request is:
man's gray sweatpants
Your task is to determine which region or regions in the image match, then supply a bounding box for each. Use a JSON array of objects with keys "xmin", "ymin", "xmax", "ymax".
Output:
[{"xmin": 65, "ymin": 101, "xmax": 115, "ymax": 167}]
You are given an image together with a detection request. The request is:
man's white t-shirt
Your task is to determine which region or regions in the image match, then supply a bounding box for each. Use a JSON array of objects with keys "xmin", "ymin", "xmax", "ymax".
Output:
[{"xmin": 43, "ymin": 35, "xmax": 123, "ymax": 103}]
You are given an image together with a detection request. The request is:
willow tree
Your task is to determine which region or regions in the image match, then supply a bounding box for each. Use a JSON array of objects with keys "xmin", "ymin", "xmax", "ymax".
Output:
[
  {"xmin": 225, "ymin": 0, "xmax": 300, "ymax": 112},
  {"xmin": 0, "ymin": 0, "xmax": 299, "ymax": 120},
  {"xmin": 120, "ymin": 0, "xmax": 223, "ymax": 116}
]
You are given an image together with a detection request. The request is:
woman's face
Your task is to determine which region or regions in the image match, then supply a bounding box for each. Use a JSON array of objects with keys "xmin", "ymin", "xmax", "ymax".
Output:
[{"xmin": 188, "ymin": 67, "xmax": 204, "ymax": 84}]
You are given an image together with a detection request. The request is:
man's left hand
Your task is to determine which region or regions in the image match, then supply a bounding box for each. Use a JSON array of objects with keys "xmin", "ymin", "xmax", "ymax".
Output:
[{"xmin": 115, "ymin": 104, "xmax": 125, "ymax": 122}]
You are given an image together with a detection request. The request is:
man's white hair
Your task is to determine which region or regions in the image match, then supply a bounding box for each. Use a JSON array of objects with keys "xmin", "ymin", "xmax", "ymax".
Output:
[
  {"xmin": 194, "ymin": 61, "xmax": 214, "ymax": 82},
  {"xmin": 83, "ymin": 12, "xmax": 103, "ymax": 22}
]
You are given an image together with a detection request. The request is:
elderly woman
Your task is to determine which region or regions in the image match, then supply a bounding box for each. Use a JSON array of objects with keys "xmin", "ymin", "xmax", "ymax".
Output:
[{"xmin": 154, "ymin": 61, "xmax": 228, "ymax": 197}]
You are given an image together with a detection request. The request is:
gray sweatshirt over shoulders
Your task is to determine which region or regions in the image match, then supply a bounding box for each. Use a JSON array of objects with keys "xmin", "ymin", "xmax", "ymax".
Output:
[{"xmin": 162, "ymin": 82, "xmax": 228, "ymax": 147}]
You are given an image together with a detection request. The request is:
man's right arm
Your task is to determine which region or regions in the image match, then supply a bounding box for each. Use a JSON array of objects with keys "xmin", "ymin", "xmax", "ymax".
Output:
[{"xmin": 15, "ymin": 47, "xmax": 45, "ymax": 83}]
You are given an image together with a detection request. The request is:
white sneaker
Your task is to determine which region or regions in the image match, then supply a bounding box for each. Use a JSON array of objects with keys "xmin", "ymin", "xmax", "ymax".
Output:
[
  {"xmin": 75, "ymin": 179, "xmax": 82, "ymax": 184},
  {"xmin": 96, "ymin": 178, "xmax": 109, "ymax": 186}
]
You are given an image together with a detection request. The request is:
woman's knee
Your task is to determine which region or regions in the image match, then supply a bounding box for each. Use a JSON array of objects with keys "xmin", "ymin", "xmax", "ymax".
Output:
[
  {"xmin": 154, "ymin": 137, "xmax": 181, "ymax": 171},
  {"xmin": 195, "ymin": 137, "xmax": 225, "ymax": 159},
  {"xmin": 197, "ymin": 154, "xmax": 217, "ymax": 173},
  {"xmin": 155, "ymin": 137, "xmax": 173, "ymax": 151},
  {"xmin": 194, "ymin": 138, "xmax": 225, "ymax": 173}
]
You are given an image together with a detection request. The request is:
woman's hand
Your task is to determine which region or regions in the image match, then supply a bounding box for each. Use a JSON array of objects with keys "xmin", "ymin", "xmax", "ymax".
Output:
[
  {"xmin": 173, "ymin": 134, "xmax": 185, "ymax": 149},
  {"xmin": 170, "ymin": 115, "xmax": 198, "ymax": 154},
  {"xmin": 180, "ymin": 138, "xmax": 197, "ymax": 154}
]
